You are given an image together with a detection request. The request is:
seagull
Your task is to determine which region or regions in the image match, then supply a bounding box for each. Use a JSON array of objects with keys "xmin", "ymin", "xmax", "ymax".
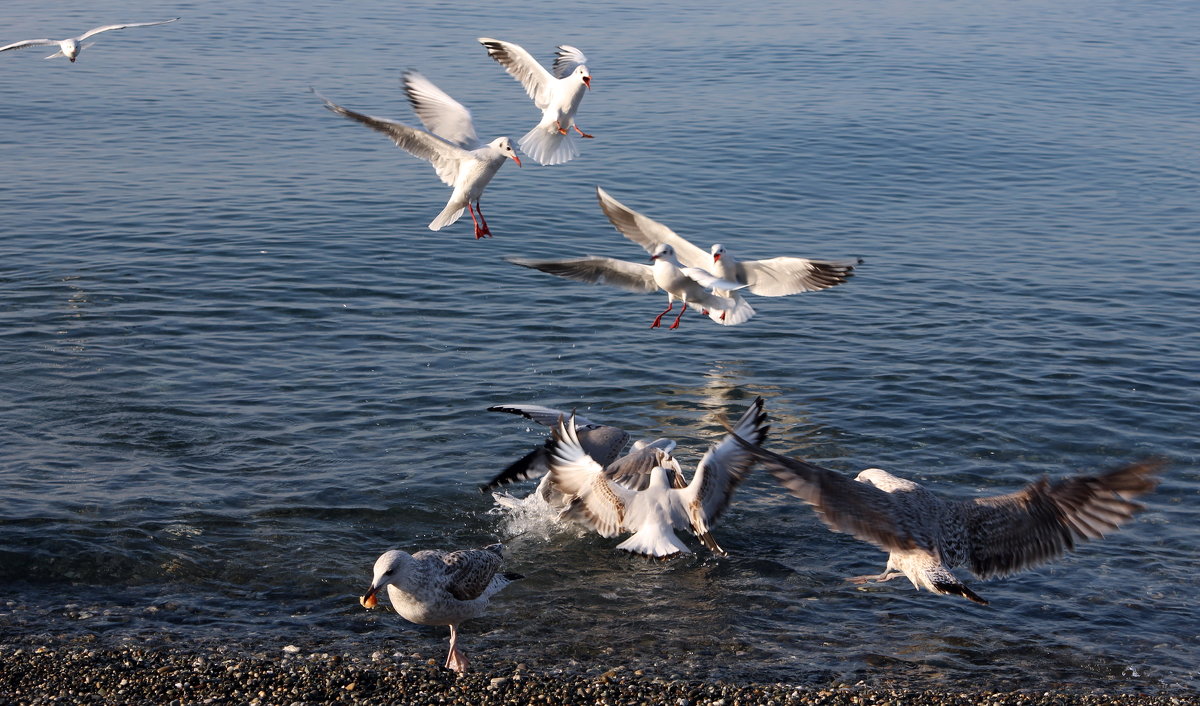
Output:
[
  {"xmin": 545, "ymin": 397, "xmax": 769, "ymax": 558},
  {"xmin": 316, "ymin": 70, "xmax": 521, "ymax": 239},
  {"xmin": 360, "ymin": 543, "xmax": 523, "ymax": 673},
  {"xmin": 507, "ymin": 242, "xmax": 750, "ymax": 329},
  {"xmin": 482, "ymin": 403, "xmax": 681, "ymax": 509},
  {"xmin": 0, "ymin": 19, "xmax": 179, "ymax": 62},
  {"xmin": 478, "ymin": 38, "xmax": 592, "ymax": 166},
  {"xmin": 727, "ymin": 434, "xmax": 1166, "ymax": 605},
  {"xmin": 595, "ymin": 186, "xmax": 861, "ymax": 323}
]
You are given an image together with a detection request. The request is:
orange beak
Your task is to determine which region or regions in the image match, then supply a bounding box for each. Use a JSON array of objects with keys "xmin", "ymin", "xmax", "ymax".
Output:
[
  {"xmin": 360, "ymin": 587, "xmax": 379, "ymax": 609},
  {"xmin": 713, "ymin": 253, "xmax": 722, "ymax": 262},
  {"xmin": 512, "ymin": 153, "xmax": 522, "ymax": 167},
  {"xmin": 583, "ymin": 75, "xmax": 591, "ymax": 90}
]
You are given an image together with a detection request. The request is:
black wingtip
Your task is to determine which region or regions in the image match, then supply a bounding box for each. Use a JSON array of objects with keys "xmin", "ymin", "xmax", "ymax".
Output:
[
  {"xmin": 934, "ymin": 580, "xmax": 989, "ymax": 605},
  {"xmin": 479, "ymin": 446, "xmax": 547, "ymax": 493},
  {"xmin": 502, "ymin": 571, "xmax": 525, "ymax": 582}
]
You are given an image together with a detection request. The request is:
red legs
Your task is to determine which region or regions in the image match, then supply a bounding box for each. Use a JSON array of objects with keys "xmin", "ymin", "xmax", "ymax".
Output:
[
  {"xmin": 555, "ymin": 121, "xmax": 568, "ymax": 136},
  {"xmin": 847, "ymin": 570, "xmax": 903, "ymax": 585},
  {"xmin": 475, "ymin": 200, "xmax": 492, "ymax": 237},
  {"xmin": 444, "ymin": 625, "xmax": 469, "ymax": 673},
  {"xmin": 668, "ymin": 302, "xmax": 689, "ymax": 329},
  {"xmin": 573, "ymin": 124, "xmax": 594, "ymax": 139},
  {"xmin": 467, "ymin": 203, "xmax": 491, "ymax": 239},
  {"xmin": 650, "ymin": 301, "xmax": 674, "ymax": 328}
]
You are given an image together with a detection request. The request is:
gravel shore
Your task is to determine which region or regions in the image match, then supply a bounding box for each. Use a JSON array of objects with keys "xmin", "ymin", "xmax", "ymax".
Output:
[{"xmin": 1, "ymin": 644, "xmax": 1195, "ymax": 706}]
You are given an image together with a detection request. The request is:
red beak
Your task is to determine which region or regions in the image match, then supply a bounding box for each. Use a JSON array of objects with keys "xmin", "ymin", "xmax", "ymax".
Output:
[
  {"xmin": 512, "ymin": 154, "xmax": 522, "ymax": 167},
  {"xmin": 713, "ymin": 253, "xmax": 721, "ymax": 262},
  {"xmin": 583, "ymin": 75, "xmax": 591, "ymax": 90}
]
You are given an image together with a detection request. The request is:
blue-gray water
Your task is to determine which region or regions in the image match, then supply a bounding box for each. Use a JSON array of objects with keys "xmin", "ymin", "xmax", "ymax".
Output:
[{"xmin": 1, "ymin": 0, "xmax": 1197, "ymax": 692}]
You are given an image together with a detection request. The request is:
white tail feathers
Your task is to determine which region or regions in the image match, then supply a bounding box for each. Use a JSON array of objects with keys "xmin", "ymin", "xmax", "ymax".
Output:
[
  {"xmin": 615, "ymin": 521, "xmax": 691, "ymax": 558},
  {"xmin": 428, "ymin": 201, "xmax": 465, "ymax": 231},
  {"xmin": 707, "ymin": 294, "xmax": 756, "ymax": 326},
  {"xmin": 519, "ymin": 123, "xmax": 579, "ymax": 166}
]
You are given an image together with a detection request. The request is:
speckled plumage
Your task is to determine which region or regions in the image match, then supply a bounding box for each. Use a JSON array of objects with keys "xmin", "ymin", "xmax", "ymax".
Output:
[
  {"xmin": 361, "ymin": 544, "xmax": 521, "ymax": 672},
  {"xmin": 731, "ymin": 437, "xmax": 1166, "ymax": 605}
]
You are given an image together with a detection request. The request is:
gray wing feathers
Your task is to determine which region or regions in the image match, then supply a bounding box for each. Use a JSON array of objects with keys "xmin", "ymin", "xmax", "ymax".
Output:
[
  {"xmin": 0, "ymin": 39, "xmax": 58, "ymax": 52},
  {"xmin": 595, "ymin": 187, "xmax": 710, "ymax": 267},
  {"xmin": 77, "ymin": 18, "xmax": 179, "ymax": 40},
  {"xmin": 552, "ymin": 45, "xmax": 589, "ymax": 78},
  {"xmin": 488, "ymin": 403, "xmax": 599, "ymax": 430},
  {"xmin": 440, "ymin": 548, "xmax": 504, "ymax": 601},
  {"xmin": 738, "ymin": 258, "xmax": 858, "ymax": 296},
  {"xmin": 689, "ymin": 397, "xmax": 769, "ymax": 531},
  {"xmin": 402, "ymin": 71, "xmax": 479, "ymax": 149},
  {"xmin": 478, "ymin": 38, "xmax": 554, "ymax": 109},
  {"xmin": 505, "ymin": 256, "xmax": 659, "ymax": 294},
  {"xmin": 963, "ymin": 458, "xmax": 1165, "ymax": 579}
]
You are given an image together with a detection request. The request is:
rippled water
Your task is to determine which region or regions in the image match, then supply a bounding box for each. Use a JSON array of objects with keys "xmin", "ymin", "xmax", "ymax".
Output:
[{"xmin": 1, "ymin": 0, "xmax": 1197, "ymax": 693}]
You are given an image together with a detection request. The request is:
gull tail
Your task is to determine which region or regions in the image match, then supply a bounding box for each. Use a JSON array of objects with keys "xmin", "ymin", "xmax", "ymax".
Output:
[
  {"xmin": 519, "ymin": 122, "xmax": 579, "ymax": 166},
  {"xmin": 429, "ymin": 200, "xmax": 465, "ymax": 231},
  {"xmin": 44, "ymin": 50, "xmax": 64, "ymax": 60},
  {"xmin": 615, "ymin": 522, "xmax": 691, "ymax": 559},
  {"xmin": 707, "ymin": 294, "xmax": 756, "ymax": 326}
]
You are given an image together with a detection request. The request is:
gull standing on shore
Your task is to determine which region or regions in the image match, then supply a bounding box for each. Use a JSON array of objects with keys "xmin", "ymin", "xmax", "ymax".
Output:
[
  {"xmin": 507, "ymin": 242, "xmax": 748, "ymax": 329},
  {"xmin": 360, "ymin": 544, "xmax": 523, "ymax": 673},
  {"xmin": 0, "ymin": 18, "xmax": 179, "ymax": 62},
  {"xmin": 316, "ymin": 71, "xmax": 521, "ymax": 238},
  {"xmin": 596, "ymin": 187, "xmax": 860, "ymax": 323},
  {"xmin": 728, "ymin": 434, "xmax": 1166, "ymax": 605},
  {"xmin": 478, "ymin": 38, "xmax": 592, "ymax": 166}
]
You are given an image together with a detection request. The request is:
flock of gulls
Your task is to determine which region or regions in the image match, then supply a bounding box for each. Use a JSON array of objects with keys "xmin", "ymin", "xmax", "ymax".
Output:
[{"xmin": 5, "ymin": 20, "xmax": 1169, "ymax": 675}]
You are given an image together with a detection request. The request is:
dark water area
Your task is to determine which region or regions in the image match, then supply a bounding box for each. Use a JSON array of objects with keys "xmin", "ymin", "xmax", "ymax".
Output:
[{"xmin": 1, "ymin": 0, "xmax": 1197, "ymax": 692}]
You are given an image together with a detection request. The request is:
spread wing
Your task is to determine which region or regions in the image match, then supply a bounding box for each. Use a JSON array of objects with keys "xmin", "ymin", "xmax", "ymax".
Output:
[
  {"xmin": 505, "ymin": 256, "xmax": 658, "ymax": 294},
  {"xmin": 0, "ymin": 39, "xmax": 59, "ymax": 52},
  {"xmin": 402, "ymin": 71, "xmax": 480, "ymax": 150},
  {"xmin": 480, "ymin": 405, "xmax": 630, "ymax": 492},
  {"xmin": 316, "ymin": 90, "xmax": 467, "ymax": 187},
  {"xmin": 487, "ymin": 403, "xmax": 599, "ymax": 430},
  {"xmin": 546, "ymin": 415, "xmax": 635, "ymax": 537},
  {"xmin": 478, "ymin": 37, "xmax": 555, "ymax": 110},
  {"xmin": 439, "ymin": 548, "xmax": 503, "ymax": 601},
  {"xmin": 552, "ymin": 44, "xmax": 589, "ymax": 78},
  {"xmin": 605, "ymin": 442, "xmax": 683, "ymax": 490},
  {"xmin": 727, "ymin": 434, "xmax": 921, "ymax": 553},
  {"xmin": 77, "ymin": 18, "xmax": 179, "ymax": 41},
  {"xmin": 737, "ymin": 257, "xmax": 859, "ymax": 296},
  {"xmin": 963, "ymin": 458, "xmax": 1166, "ymax": 579},
  {"xmin": 595, "ymin": 187, "xmax": 710, "ymax": 268},
  {"xmin": 677, "ymin": 398, "xmax": 769, "ymax": 538}
]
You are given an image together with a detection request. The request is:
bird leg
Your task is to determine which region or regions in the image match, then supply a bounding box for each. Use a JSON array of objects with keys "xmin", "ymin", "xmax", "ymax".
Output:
[
  {"xmin": 444, "ymin": 625, "xmax": 469, "ymax": 673},
  {"xmin": 650, "ymin": 302, "xmax": 674, "ymax": 329},
  {"xmin": 555, "ymin": 121, "xmax": 568, "ymax": 136},
  {"xmin": 467, "ymin": 204, "xmax": 490, "ymax": 239},
  {"xmin": 847, "ymin": 570, "xmax": 903, "ymax": 585},
  {"xmin": 474, "ymin": 201, "xmax": 493, "ymax": 237},
  {"xmin": 668, "ymin": 302, "xmax": 689, "ymax": 329},
  {"xmin": 572, "ymin": 124, "xmax": 594, "ymax": 139}
]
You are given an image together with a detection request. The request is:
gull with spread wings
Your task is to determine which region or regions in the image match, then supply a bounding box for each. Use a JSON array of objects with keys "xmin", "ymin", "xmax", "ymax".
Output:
[
  {"xmin": 316, "ymin": 71, "xmax": 521, "ymax": 239},
  {"xmin": 596, "ymin": 187, "xmax": 861, "ymax": 323},
  {"xmin": 727, "ymin": 433, "xmax": 1166, "ymax": 605},
  {"xmin": 0, "ymin": 18, "xmax": 178, "ymax": 62},
  {"xmin": 479, "ymin": 38, "xmax": 592, "ymax": 166},
  {"xmin": 544, "ymin": 397, "xmax": 769, "ymax": 558}
]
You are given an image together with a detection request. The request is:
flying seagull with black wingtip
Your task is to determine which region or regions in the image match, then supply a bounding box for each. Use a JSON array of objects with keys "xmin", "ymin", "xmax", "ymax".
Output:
[{"xmin": 0, "ymin": 18, "xmax": 179, "ymax": 62}]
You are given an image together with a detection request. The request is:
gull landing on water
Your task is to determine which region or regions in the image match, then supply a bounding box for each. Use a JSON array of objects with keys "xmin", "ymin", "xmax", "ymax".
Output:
[
  {"xmin": 479, "ymin": 38, "xmax": 592, "ymax": 166},
  {"xmin": 596, "ymin": 186, "xmax": 860, "ymax": 324},
  {"xmin": 507, "ymin": 242, "xmax": 750, "ymax": 329},
  {"xmin": 360, "ymin": 544, "xmax": 522, "ymax": 673},
  {"xmin": 545, "ymin": 397, "xmax": 769, "ymax": 558},
  {"xmin": 727, "ymin": 432, "xmax": 1166, "ymax": 605},
  {"xmin": 0, "ymin": 19, "xmax": 179, "ymax": 62},
  {"xmin": 316, "ymin": 71, "xmax": 521, "ymax": 239}
]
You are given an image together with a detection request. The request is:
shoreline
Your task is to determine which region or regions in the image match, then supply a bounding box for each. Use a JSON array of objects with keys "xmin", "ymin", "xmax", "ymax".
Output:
[{"xmin": 1, "ymin": 644, "xmax": 1193, "ymax": 706}]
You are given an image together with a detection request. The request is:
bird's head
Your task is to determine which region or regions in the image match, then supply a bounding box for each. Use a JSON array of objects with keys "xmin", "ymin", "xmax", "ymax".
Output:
[
  {"xmin": 575, "ymin": 66, "xmax": 591, "ymax": 90},
  {"xmin": 650, "ymin": 243, "xmax": 674, "ymax": 262},
  {"xmin": 491, "ymin": 137, "xmax": 522, "ymax": 166},
  {"xmin": 711, "ymin": 244, "xmax": 726, "ymax": 263},
  {"xmin": 360, "ymin": 549, "xmax": 408, "ymax": 609}
]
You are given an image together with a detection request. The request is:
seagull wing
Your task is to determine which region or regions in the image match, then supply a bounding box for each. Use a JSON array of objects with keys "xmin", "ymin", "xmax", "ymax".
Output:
[
  {"xmin": 962, "ymin": 458, "xmax": 1166, "ymax": 579},
  {"xmin": 546, "ymin": 415, "xmax": 635, "ymax": 537},
  {"xmin": 727, "ymin": 434, "xmax": 922, "ymax": 552},
  {"xmin": 595, "ymin": 187, "xmax": 711, "ymax": 268},
  {"xmin": 438, "ymin": 548, "xmax": 503, "ymax": 601},
  {"xmin": 505, "ymin": 256, "xmax": 659, "ymax": 294},
  {"xmin": 77, "ymin": 18, "xmax": 179, "ymax": 41},
  {"xmin": 737, "ymin": 257, "xmax": 859, "ymax": 296},
  {"xmin": 478, "ymin": 37, "xmax": 556, "ymax": 110},
  {"xmin": 317, "ymin": 91, "xmax": 468, "ymax": 187},
  {"xmin": 487, "ymin": 403, "xmax": 599, "ymax": 429},
  {"xmin": 552, "ymin": 44, "xmax": 589, "ymax": 78},
  {"xmin": 679, "ymin": 267, "xmax": 747, "ymax": 292},
  {"xmin": 0, "ymin": 39, "xmax": 59, "ymax": 52},
  {"xmin": 402, "ymin": 71, "xmax": 480, "ymax": 150}
]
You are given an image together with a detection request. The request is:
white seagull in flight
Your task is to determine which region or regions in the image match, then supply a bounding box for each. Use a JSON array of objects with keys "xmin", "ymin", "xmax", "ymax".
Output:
[
  {"xmin": 0, "ymin": 19, "xmax": 179, "ymax": 62},
  {"xmin": 316, "ymin": 71, "xmax": 521, "ymax": 239},
  {"xmin": 478, "ymin": 38, "xmax": 592, "ymax": 166}
]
